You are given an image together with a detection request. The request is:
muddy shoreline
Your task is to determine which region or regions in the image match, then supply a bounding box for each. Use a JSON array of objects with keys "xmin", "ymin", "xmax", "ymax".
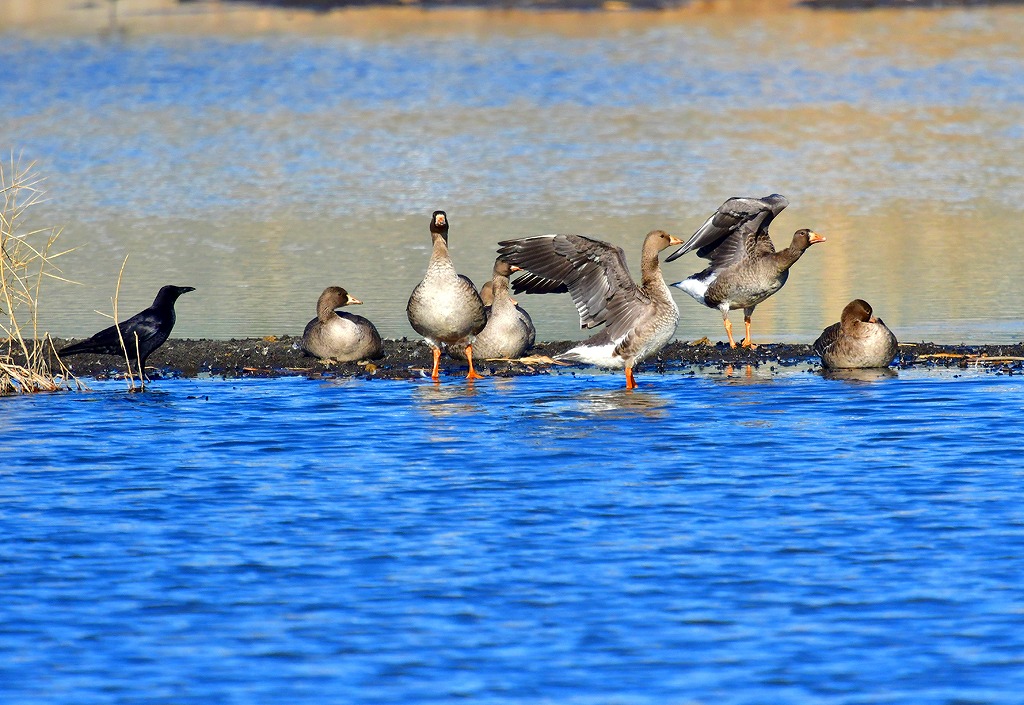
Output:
[
  {"xmin": 195, "ymin": 0, "xmax": 1024, "ymax": 10},
  {"xmin": 16, "ymin": 337, "xmax": 1024, "ymax": 381}
]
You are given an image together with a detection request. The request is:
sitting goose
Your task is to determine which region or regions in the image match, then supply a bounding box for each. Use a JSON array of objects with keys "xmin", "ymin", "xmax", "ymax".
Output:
[
  {"xmin": 666, "ymin": 194, "xmax": 825, "ymax": 349},
  {"xmin": 814, "ymin": 299, "xmax": 898, "ymax": 369},
  {"xmin": 407, "ymin": 210, "xmax": 487, "ymax": 380},
  {"xmin": 450, "ymin": 257, "xmax": 536, "ymax": 362},
  {"xmin": 497, "ymin": 229, "xmax": 684, "ymax": 389},
  {"xmin": 301, "ymin": 286, "xmax": 383, "ymax": 362}
]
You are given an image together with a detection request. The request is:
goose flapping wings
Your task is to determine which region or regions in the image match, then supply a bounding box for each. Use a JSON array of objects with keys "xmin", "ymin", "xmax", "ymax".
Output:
[
  {"xmin": 497, "ymin": 233, "xmax": 653, "ymax": 342},
  {"xmin": 665, "ymin": 194, "xmax": 789, "ymax": 267}
]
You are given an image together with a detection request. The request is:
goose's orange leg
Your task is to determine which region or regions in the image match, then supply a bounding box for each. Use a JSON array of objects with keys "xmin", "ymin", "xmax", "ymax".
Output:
[
  {"xmin": 740, "ymin": 316, "xmax": 757, "ymax": 349},
  {"xmin": 430, "ymin": 346, "xmax": 442, "ymax": 381},
  {"xmin": 723, "ymin": 318, "xmax": 737, "ymax": 349},
  {"xmin": 625, "ymin": 366, "xmax": 637, "ymax": 390},
  {"xmin": 465, "ymin": 343, "xmax": 485, "ymax": 381}
]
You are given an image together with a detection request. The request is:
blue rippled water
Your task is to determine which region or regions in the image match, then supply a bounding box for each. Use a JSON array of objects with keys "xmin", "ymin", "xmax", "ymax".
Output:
[
  {"xmin": 5, "ymin": 31, "xmax": 1023, "ymax": 117},
  {"xmin": 2, "ymin": 370, "xmax": 1023, "ymax": 703}
]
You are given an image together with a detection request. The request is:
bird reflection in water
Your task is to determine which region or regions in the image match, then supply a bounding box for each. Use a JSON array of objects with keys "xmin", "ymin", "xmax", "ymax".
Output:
[
  {"xmin": 413, "ymin": 377, "xmax": 485, "ymax": 419},
  {"xmin": 541, "ymin": 381, "xmax": 669, "ymax": 421},
  {"xmin": 413, "ymin": 372, "xmax": 671, "ymax": 425},
  {"xmin": 581, "ymin": 388, "xmax": 667, "ymax": 419},
  {"xmin": 718, "ymin": 364, "xmax": 757, "ymax": 383},
  {"xmin": 821, "ymin": 367, "xmax": 898, "ymax": 383}
]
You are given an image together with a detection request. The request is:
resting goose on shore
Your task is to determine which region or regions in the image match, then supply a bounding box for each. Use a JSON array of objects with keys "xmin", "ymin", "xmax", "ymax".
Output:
[
  {"xmin": 814, "ymin": 299, "xmax": 898, "ymax": 369},
  {"xmin": 406, "ymin": 210, "xmax": 487, "ymax": 380},
  {"xmin": 497, "ymin": 229, "xmax": 684, "ymax": 389},
  {"xmin": 60, "ymin": 284, "xmax": 194, "ymax": 373},
  {"xmin": 666, "ymin": 194, "xmax": 825, "ymax": 349},
  {"xmin": 301, "ymin": 286, "xmax": 383, "ymax": 362},
  {"xmin": 450, "ymin": 257, "xmax": 535, "ymax": 362}
]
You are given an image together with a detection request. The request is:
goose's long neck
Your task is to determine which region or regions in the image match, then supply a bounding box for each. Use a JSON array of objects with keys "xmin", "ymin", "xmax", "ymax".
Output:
[
  {"xmin": 771, "ymin": 244, "xmax": 807, "ymax": 273},
  {"xmin": 640, "ymin": 244, "xmax": 671, "ymax": 300},
  {"xmin": 429, "ymin": 233, "xmax": 455, "ymax": 274},
  {"xmin": 491, "ymin": 273, "xmax": 511, "ymax": 300},
  {"xmin": 317, "ymin": 299, "xmax": 339, "ymax": 323}
]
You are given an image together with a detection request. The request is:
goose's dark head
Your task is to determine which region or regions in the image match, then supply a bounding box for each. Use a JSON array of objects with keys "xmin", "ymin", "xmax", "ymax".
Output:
[
  {"xmin": 650, "ymin": 229, "xmax": 684, "ymax": 251},
  {"xmin": 643, "ymin": 230, "xmax": 685, "ymax": 259},
  {"xmin": 792, "ymin": 229, "xmax": 826, "ymax": 251},
  {"xmin": 430, "ymin": 210, "xmax": 449, "ymax": 243},
  {"xmin": 317, "ymin": 286, "xmax": 362, "ymax": 321},
  {"xmin": 492, "ymin": 257, "xmax": 516, "ymax": 279},
  {"xmin": 320, "ymin": 286, "xmax": 362, "ymax": 310},
  {"xmin": 841, "ymin": 299, "xmax": 875, "ymax": 326}
]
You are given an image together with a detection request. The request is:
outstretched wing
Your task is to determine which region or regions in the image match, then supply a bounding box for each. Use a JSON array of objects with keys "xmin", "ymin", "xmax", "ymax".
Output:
[
  {"xmin": 497, "ymin": 234, "xmax": 647, "ymax": 338},
  {"xmin": 665, "ymin": 194, "xmax": 788, "ymax": 268}
]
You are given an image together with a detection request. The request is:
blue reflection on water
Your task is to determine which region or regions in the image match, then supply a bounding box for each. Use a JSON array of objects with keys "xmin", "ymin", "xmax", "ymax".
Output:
[
  {"xmin": 5, "ymin": 27, "xmax": 1024, "ymax": 224},
  {"xmin": 5, "ymin": 34, "xmax": 1023, "ymax": 118},
  {"xmin": 1, "ymin": 370, "xmax": 1023, "ymax": 703}
]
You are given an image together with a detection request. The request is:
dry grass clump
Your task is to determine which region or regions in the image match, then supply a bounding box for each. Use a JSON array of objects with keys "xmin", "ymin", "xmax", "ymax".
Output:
[{"xmin": 1, "ymin": 158, "xmax": 81, "ymax": 395}]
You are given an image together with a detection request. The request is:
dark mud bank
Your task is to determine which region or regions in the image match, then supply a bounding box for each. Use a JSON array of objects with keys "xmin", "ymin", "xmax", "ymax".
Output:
[
  {"xmin": 192, "ymin": 0, "xmax": 1024, "ymax": 10},
  {"xmin": 35, "ymin": 337, "xmax": 1024, "ymax": 381}
]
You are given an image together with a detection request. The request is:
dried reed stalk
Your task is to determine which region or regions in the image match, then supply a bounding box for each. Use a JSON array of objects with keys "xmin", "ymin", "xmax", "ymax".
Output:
[
  {"xmin": 110, "ymin": 253, "xmax": 142, "ymax": 391},
  {"xmin": 0, "ymin": 157, "xmax": 82, "ymax": 395}
]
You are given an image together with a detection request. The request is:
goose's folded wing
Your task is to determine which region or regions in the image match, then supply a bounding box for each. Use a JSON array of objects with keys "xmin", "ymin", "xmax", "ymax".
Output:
[{"xmin": 813, "ymin": 321, "xmax": 842, "ymax": 357}]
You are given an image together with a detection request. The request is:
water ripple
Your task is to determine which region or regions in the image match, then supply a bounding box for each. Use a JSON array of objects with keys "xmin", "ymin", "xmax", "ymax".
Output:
[{"xmin": 1, "ymin": 370, "xmax": 1023, "ymax": 702}]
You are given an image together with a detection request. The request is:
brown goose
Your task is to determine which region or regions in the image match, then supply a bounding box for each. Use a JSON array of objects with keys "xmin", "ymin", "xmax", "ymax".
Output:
[
  {"xmin": 814, "ymin": 299, "xmax": 898, "ymax": 370},
  {"xmin": 301, "ymin": 286, "xmax": 383, "ymax": 362},
  {"xmin": 479, "ymin": 280, "xmax": 494, "ymax": 307},
  {"xmin": 666, "ymin": 195, "xmax": 825, "ymax": 349},
  {"xmin": 497, "ymin": 230, "xmax": 684, "ymax": 389},
  {"xmin": 450, "ymin": 257, "xmax": 536, "ymax": 362},
  {"xmin": 407, "ymin": 210, "xmax": 487, "ymax": 380}
]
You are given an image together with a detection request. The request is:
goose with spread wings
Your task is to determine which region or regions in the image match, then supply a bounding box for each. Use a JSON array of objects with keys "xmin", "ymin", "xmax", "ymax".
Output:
[
  {"xmin": 665, "ymin": 194, "xmax": 825, "ymax": 349},
  {"xmin": 497, "ymin": 229, "xmax": 683, "ymax": 389}
]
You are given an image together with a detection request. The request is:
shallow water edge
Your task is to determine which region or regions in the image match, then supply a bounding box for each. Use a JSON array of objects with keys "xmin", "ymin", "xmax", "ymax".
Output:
[{"xmin": 8, "ymin": 337, "xmax": 1023, "ymax": 382}]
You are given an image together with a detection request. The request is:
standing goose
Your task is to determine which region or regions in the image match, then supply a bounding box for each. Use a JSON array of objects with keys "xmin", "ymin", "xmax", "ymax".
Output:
[
  {"xmin": 450, "ymin": 257, "xmax": 536, "ymax": 362},
  {"xmin": 666, "ymin": 194, "xmax": 825, "ymax": 349},
  {"xmin": 301, "ymin": 286, "xmax": 383, "ymax": 362},
  {"xmin": 814, "ymin": 299, "xmax": 898, "ymax": 369},
  {"xmin": 497, "ymin": 229, "xmax": 684, "ymax": 389},
  {"xmin": 407, "ymin": 210, "xmax": 487, "ymax": 381}
]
